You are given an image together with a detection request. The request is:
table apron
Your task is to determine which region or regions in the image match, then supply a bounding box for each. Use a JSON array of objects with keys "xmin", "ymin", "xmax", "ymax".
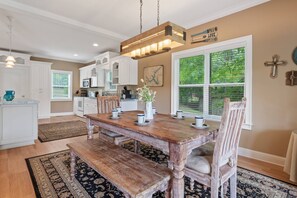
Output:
[{"xmin": 91, "ymin": 120, "xmax": 170, "ymax": 154}]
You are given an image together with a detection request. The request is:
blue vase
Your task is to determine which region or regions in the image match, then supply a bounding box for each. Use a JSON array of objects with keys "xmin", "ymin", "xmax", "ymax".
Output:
[{"xmin": 3, "ymin": 90, "xmax": 15, "ymax": 101}]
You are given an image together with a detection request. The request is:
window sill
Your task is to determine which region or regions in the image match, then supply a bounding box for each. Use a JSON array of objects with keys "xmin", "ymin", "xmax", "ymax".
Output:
[{"xmin": 51, "ymin": 99, "xmax": 73, "ymax": 102}]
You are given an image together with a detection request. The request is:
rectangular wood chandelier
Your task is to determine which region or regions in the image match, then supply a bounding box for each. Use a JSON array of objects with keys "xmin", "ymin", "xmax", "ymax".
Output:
[{"xmin": 120, "ymin": 21, "xmax": 186, "ymax": 59}]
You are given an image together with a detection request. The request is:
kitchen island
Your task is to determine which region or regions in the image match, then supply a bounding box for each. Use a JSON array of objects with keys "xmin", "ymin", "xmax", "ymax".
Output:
[{"xmin": 0, "ymin": 99, "xmax": 38, "ymax": 150}]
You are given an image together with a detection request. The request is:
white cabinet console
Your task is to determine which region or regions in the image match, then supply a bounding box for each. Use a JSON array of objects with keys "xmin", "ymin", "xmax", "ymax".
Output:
[{"xmin": 0, "ymin": 99, "xmax": 38, "ymax": 150}]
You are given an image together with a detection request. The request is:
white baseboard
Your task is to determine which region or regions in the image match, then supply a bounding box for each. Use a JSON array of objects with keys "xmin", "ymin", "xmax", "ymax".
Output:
[
  {"xmin": 238, "ymin": 147, "xmax": 285, "ymax": 167},
  {"xmin": 50, "ymin": 112, "xmax": 75, "ymax": 117}
]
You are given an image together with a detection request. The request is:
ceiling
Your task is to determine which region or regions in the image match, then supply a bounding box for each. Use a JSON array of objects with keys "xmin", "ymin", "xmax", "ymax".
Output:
[{"xmin": 0, "ymin": 0, "xmax": 269, "ymax": 63}]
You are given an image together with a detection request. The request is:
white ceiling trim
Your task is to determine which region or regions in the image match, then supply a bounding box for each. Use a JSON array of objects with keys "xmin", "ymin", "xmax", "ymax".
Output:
[
  {"xmin": 0, "ymin": 0, "xmax": 128, "ymax": 41},
  {"xmin": 184, "ymin": 0, "xmax": 270, "ymax": 29},
  {"xmin": 30, "ymin": 53, "xmax": 89, "ymax": 64}
]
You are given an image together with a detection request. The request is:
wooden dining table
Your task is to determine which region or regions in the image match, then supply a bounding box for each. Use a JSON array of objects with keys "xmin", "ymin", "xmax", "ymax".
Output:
[{"xmin": 85, "ymin": 111, "xmax": 217, "ymax": 197}]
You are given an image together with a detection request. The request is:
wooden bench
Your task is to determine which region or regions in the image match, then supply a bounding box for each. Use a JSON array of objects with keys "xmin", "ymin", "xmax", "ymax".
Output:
[{"xmin": 67, "ymin": 139, "xmax": 172, "ymax": 198}]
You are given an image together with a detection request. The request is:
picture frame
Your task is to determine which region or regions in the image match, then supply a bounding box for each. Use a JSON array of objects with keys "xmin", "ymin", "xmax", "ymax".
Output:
[{"xmin": 143, "ymin": 65, "xmax": 164, "ymax": 86}]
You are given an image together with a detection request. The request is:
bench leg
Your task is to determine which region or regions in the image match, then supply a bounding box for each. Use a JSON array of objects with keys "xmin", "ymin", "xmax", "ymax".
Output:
[
  {"xmin": 70, "ymin": 151, "xmax": 76, "ymax": 181},
  {"xmin": 134, "ymin": 140, "xmax": 140, "ymax": 153}
]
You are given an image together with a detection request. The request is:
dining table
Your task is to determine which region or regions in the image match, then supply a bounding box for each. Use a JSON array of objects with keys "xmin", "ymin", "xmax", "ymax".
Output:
[{"xmin": 85, "ymin": 111, "xmax": 217, "ymax": 197}]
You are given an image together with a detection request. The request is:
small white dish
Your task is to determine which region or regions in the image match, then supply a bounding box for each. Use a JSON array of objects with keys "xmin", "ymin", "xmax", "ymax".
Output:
[
  {"xmin": 109, "ymin": 115, "xmax": 120, "ymax": 120},
  {"xmin": 172, "ymin": 115, "xmax": 185, "ymax": 120},
  {"xmin": 134, "ymin": 120, "xmax": 150, "ymax": 126},
  {"xmin": 190, "ymin": 123, "xmax": 209, "ymax": 129}
]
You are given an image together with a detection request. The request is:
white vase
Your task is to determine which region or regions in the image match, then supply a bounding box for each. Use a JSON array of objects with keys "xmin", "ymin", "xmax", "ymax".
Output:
[{"xmin": 145, "ymin": 101, "xmax": 154, "ymax": 120}]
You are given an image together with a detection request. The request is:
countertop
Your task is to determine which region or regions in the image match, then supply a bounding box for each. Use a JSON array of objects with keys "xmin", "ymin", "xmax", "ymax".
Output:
[
  {"xmin": 73, "ymin": 96, "xmax": 138, "ymax": 101},
  {"xmin": 0, "ymin": 98, "xmax": 39, "ymax": 105}
]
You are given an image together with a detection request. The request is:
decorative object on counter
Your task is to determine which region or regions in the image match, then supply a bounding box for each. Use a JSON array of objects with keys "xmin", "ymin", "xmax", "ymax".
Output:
[
  {"xmin": 122, "ymin": 86, "xmax": 132, "ymax": 98},
  {"xmin": 264, "ymin": 54, "xmax": 287, "ymax": 78},
  {"xmin": 191, "ymin": 27, "xmax": 218, "ymax": 44},
  {"xmin": 120, "ymin": 0, "xmax": 186, "ymax": 59},
  {"xmin": 285, "ymin": 70, "xmax": 297, "ymax": 86},
  {"xmin": 3, "ymin": 90, "xmax": 15, "ymax": 101},
  {"xmin": 137, "ymin": 79, "xmax": 156, "ymax": 120},
  {"xmin": 292, "ymin": 47, "xmax": 297, "ymax": 65},
  {"xmin": 5, "ymin": 16, "xmax": 16, "ymax": 68},
  {"xmin": 144, "ymin": 65, "xmax": 164, "ymax": 86}
]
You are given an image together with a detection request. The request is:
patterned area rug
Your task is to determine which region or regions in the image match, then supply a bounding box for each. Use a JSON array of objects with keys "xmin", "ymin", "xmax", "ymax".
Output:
[
  {"xmin": 38, "ymin": 121, "xmax": 98, "ymax": 142},
  {"xmin": 26, "ymin": 143, "xmax": 297, "ymax": 198}
]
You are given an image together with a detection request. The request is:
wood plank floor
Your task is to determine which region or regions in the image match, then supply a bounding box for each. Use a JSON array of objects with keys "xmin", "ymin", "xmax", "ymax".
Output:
[{"xmin": 0, "ymin": 115, "xmax": 295, "ymax": 198}]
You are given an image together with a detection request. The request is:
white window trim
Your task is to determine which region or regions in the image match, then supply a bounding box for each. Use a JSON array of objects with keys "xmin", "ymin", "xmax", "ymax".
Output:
[
  {"xmin": 51, "ymin": 70, "xmax": 73, "ymax": 102},
  {"xmin": 171, "ymin": 35, "xmax": 253, "ymax": 130}
]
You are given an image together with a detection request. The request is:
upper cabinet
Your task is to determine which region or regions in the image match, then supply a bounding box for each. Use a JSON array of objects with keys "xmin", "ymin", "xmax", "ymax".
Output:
[
  {"xmin": 94, "ymin": 51, "xmax": 119, "ymax": 70},
  {"xmin": 111, "ymin": 56, "xmax": 138, "ymax": 85}
]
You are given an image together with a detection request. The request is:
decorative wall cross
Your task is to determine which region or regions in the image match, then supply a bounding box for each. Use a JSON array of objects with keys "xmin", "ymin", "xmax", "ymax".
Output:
[{"xmin": 264, "ymin": 55, "xmax": 287, "ymax": 78}]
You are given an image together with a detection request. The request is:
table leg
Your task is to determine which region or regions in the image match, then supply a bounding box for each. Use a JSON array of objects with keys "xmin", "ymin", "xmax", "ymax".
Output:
[
  {"xmin": 86, "ymin": 118, "xmax": 94, "ymax": 140},
  {"xmin": 169, "ymin": 143, "xmax": 187, "ymax": 198}
]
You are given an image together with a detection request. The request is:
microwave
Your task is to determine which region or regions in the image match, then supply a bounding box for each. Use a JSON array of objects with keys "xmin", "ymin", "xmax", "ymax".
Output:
[{"xmin": 82, "ymin": 78, "xmax": 90, "ymax": 88}]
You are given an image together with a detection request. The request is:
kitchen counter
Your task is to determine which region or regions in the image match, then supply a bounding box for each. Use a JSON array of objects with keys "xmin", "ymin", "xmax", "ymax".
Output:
[{"xmin": 0, "ymin": 98, "xmax": 39, "ymax": 105}]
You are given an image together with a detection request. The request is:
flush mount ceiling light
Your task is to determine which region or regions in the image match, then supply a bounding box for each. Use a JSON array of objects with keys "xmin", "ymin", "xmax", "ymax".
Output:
[
  {"xmin": 73, "ymin": 54, "xmax": 78, "ymax": 57},
  {"xmin": 93, "ymin": 43, "xmax": 99, "ymax": 47},
  {"xmin": 5, "ymin": 16, "xmax": 16, "ymax": 68},
  {"xmin": 120, "ymin": 0, "xmax": 186, "ymax": 59}
]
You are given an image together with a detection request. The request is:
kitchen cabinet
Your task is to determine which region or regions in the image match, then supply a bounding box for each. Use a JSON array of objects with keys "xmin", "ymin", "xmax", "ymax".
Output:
[
  {"xmin": 120, "ymin": 99, "xmax": 138, "ymax": 111},
  {"xmin": 0, "ymin": 99, "xmax": 38, "ymax": 150},
  {"xmin": 30, "ymin": 61, "xmax": 52, "ymax": 119},
  {"xmin": 83, "ymin": 97, "xmax": 98, "ymax": 115},
  {"xmin": 95, "ymin": 51, "xmax": 119, "ymax": 70},
  {"xmin": 111, "ymin": 56, "xmax": 138, "ymax": 85},
  {"xmin": 80, "ymin": 64, "xmax": 105, "ymax": 88}
]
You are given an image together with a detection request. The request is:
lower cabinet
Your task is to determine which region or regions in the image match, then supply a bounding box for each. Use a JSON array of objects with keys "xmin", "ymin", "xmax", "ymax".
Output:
[
  {"xmin": 120, "ymin": 100, "xmax": 138, "ymax": 111},
  {"xmin": 83, "ymin": 98, "xmax": 98, "ymax": 115}
]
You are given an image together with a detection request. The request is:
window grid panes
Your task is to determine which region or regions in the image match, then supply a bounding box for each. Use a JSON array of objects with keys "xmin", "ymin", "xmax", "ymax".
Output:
[
  {"xmin": 178, "ymin": 47, "xmax": 245, "ymax": 118},
  {"xmin": 51, "ymin": 70, "xmax": 72, "ymax": 100}
]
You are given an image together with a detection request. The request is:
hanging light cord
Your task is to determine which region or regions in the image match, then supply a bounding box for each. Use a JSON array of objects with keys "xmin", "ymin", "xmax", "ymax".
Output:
[
  {"xmin": 157, "ymin": 0, "xmax": 160, "ymax": 26},
  {"xmin": 8, "ymin": 17, "xmax": 12, "ymax": 55},
  {"xmin": 140, "ymin": 0, "xmax": 143, "ymax": 33}
]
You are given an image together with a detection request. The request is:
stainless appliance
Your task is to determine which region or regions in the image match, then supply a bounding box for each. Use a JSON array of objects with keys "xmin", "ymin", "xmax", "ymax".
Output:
[{"xmin": 82, "ymin": 78, "xmax": 90, "ymax": 88}]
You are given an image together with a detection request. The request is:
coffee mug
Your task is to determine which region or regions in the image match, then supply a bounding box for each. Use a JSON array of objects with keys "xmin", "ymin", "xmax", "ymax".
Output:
[
  {"xmin": 112, "ymin": 109, "xmax": 119, "ymax": 118},
  {"xmin": 137, "ymin": 114, "xmax": 145, "ymax": 124},
  {"xmin": 176, "ymin": 110, "xmax": 183, "ymax": 119},
  {"xmin": 195, "ymin": 116, "xmax": 205, "ymax": 127},
  {"xmin": 116, "ymin": 106, "xmax": 122, "ymax": 113}
]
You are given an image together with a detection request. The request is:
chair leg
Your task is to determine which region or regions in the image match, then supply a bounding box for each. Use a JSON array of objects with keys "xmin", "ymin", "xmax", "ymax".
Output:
[
  {"xmin": 190, "ymin": 178, "xmax": 194, "ymax": 190},
  {"xmin": 230, "ymin": 174, "xmax": 237, "ymax": 198},
  {"xmin": 210, "ymin": 180, "xmax": 219, "ymax": 198}
]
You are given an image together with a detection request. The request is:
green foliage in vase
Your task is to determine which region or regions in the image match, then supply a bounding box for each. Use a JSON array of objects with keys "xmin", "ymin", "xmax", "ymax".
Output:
[{"xmin": 137, "ymin": 79, "xmax": 156, "ymax": 102}]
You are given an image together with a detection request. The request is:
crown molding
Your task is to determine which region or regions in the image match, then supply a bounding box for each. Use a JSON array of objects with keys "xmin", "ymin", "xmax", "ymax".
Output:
[
  {"xmin": 31, "ymin": 53, "xmax": 88, "ymax": 64},
  {"xmin": 0, "ymin": 0, "xmax": 128, "ymax": 41},
  {"xmin": 185, "ymin": 0, "xmax": 270, "ymax": 29}
]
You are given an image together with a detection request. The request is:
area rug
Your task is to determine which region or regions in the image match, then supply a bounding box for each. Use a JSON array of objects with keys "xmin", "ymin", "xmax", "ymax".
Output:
[
  {"xmin": 38, "ymin": 121, "xmax": 98, "ymax": 142},
  {"xmin": 26, "ymin": 143, "xmax": 297, "ymax": 198}
]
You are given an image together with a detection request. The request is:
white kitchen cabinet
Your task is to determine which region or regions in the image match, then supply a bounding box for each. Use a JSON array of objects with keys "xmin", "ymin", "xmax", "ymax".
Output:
[
  {"xmin": 120, "ymin": 99, "xmax": 138, "ymax": 111},
  {"xmin": 80, "ymin": 64, "xmax": 105, "ymax": 87},
  {"xmin": 30, "ymin": 61, "xmax": 52, "ymax": 118},
  {"xmin": 111, "ymin": 56, "xmax": 138, "ymax": 85},
  {"xmin": 0, "ymin": 99, "xmax": 38, "ymax": 150},
  {"xmin": 95, "ymin": 51, "xmax": 119, "ymax": 70},
  {"xmin": 83, "ymin": 97, "xmax": 98, "ymax": 115}
]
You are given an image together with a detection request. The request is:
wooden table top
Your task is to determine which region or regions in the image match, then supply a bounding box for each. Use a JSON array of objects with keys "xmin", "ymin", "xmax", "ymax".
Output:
[{"xmin": 86, "ymin": 111, "xmax": 215, "ymax": 145}]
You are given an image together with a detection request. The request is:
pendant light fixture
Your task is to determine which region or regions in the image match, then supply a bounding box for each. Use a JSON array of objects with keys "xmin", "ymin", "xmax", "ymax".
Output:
[
  {"xmin": 120, "ymin": 0, "xmax": 186, "ymax": 59},
  {"xmin": 6, "ymin": 16, "xmax": 16, "ymax": 68}
]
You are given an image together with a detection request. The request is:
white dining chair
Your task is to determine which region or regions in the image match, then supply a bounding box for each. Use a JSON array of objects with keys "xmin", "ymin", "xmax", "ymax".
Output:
[{"xmin": 185, "ymin": 97, "xmax": 247, "ymax": 198}]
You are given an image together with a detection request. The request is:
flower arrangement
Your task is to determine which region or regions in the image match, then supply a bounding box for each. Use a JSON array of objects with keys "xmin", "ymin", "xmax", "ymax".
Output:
[{"xmin": 136, "ymin": 79, "xmax": 156, "ymax": 102}]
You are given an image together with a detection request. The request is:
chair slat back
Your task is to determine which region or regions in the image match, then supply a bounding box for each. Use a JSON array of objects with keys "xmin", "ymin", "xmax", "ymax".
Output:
[
  {"xmin": 97, "ymin": 96, "xmax": 120, "ymax": 114},
  {"xmin": 213, "ymin": 98, "xmax": 247, "ymax": 167}
]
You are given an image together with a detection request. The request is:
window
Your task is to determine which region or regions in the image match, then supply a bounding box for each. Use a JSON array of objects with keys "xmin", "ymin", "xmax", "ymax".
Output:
[
  {"xmin": 51, "ymin": 70, "xmax": 73, "ymax": 101},
  {"xmin": 172, "ymin": 36, "xmax": 252, "ymax": 129}
]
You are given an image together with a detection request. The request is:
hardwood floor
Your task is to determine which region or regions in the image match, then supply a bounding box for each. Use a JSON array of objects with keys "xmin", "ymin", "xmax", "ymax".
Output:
[{"xmin": 0, "ymin": 115, "xmax": 295, "ymax": 198}]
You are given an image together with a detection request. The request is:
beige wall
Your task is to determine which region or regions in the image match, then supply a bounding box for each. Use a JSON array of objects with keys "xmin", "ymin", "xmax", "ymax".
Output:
[
  {"xmin": 138, "ymin": 0, "xmax": 297, "ymax": 157},
  {"xmin": 31, "ymin": 57, "xmax": 84, "ymax": 113}
]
